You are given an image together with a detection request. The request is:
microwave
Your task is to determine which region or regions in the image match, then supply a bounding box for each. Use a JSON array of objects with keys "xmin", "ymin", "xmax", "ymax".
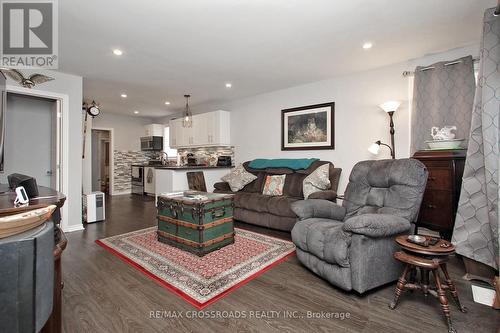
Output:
[{"xmin": 140, "ymin": 136, "xmax": 163, "ymax": 151}]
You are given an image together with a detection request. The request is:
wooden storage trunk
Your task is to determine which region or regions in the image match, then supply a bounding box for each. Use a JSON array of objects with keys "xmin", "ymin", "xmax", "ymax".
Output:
[{"xmin": 157, "ymin": 192, "xmax": 234, "ymax": 256}]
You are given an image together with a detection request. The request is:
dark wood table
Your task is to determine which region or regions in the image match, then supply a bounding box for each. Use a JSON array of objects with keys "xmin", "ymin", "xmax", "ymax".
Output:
[
  {"xmin": 0, "ymin": 184, "xmax": 66, "ymax": 219},
  {"xmin": 0, "ymin": 184, "xmax": 67, "ymax": 333},
  {"xmin": 389, "ymin": 235, "xmax": 467, "ymax": 333}
]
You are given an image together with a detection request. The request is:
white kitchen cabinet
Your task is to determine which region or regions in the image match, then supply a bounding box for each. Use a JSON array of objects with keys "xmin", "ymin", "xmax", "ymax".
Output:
[
  {"xmin": 193, "ymin": 113, "xmax": 209, "ymax": 145},
  {"xmin": 169, "ymin": 118, "xmax": 189, "ymax": 147},
  {"xmin": 207, "ymin": 110, "xmax": 231, "ymax": 146},
  {"xmin": 168, "ymin": 110, "xmax": 230, "ymax": 148},
  {"xmin": 181, "ymin": 121, "xmax": 194, "ymax": 146},
  {"xmin": 145, "ymin": 124, "xmax": 164, "ymax": 136},
  {"xmin": 169, "ymin": 119, "xmax": 178, "ymax": 147}
]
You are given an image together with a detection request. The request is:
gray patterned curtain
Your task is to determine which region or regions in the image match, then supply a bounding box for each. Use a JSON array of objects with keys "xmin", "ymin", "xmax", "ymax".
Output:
[
  {"xmin": 452, "ymin": 8, "xmax": 499, "ymax": 270},
  {"xmin": 410, "ymin": 56, "xmax": 475, "ymax": 153}
]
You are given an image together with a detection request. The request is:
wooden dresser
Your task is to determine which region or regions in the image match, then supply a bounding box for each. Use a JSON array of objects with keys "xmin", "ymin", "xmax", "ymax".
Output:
[{"xmin": 412, "ymin": 150, "xmax": 466, "ymax": 240}]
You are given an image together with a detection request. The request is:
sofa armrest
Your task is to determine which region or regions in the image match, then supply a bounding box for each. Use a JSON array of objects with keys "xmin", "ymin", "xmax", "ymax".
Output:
[
  {"xmin": 342, "ymin": 214, "xmax": 411, "ymax": 238},
  {"xmin": 291, "ymin": 199, "xmax": 346, "ymax": 221},
  {"xmin": 213, "ymin": 182, "xmax": 233, "ymax": 192},
  {"xmin": 308, "ymin": 190, "xmax": 337, "ymax": 201}
]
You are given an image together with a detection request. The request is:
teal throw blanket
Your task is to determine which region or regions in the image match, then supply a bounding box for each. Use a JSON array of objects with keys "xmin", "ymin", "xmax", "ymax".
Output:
[{"xmin": 248, "ymin": 158, "xmax": 319, "ymax": 170}]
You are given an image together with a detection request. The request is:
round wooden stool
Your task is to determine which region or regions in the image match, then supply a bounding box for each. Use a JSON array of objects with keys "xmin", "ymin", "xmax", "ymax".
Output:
[{"xmin": 389, "ymin": 235, "xmax": 467, "ymax": 333}]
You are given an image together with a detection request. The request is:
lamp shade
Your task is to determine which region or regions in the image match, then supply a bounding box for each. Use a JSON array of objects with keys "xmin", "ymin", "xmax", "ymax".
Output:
[
  {"xmin": 368, "ymin": 142, "xmax": 380, "ymax": 155},
  {"xmin": 379, "ymin": 101, "xmax": 401, "ymax": 113}
]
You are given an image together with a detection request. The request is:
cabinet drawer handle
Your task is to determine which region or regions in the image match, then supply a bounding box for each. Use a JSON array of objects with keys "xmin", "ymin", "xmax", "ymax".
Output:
[
  {"xmin": 426, "ymin": 204, "xmax": 436, "ymax": 209},
  {"xmin": 428, "ymin": 177, "xmax": 436, "ymax": 181}
]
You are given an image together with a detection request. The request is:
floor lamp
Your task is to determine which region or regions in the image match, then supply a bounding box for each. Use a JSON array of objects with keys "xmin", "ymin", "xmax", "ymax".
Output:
[{"xmin": 368, "ymin": 101, "xmax": 400, "ymax": 159}]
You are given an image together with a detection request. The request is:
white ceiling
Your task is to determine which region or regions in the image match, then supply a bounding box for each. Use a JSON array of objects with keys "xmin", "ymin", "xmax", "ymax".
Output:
[{"xmin": 59, "ymin": 0, "xmax": 495, "ymax": 118}]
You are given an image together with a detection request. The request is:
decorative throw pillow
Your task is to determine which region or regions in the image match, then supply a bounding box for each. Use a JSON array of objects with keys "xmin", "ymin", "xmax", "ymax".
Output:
[
  {"xmin": 221, "ymin": 164, "xmax": 258, "ymax": 192},
  {"xmin": 303, "ymin": 164, "xmax": 331, "ymax": 199},
  {"xmin": 262, "ymin": 175, "xmax": 286, "ymax": 196}
]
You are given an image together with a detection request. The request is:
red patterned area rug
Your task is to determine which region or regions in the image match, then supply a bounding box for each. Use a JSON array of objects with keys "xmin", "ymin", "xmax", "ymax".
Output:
[{"xmin": 96, "ymin": 227, "xmax": 295, "ymax": 309}]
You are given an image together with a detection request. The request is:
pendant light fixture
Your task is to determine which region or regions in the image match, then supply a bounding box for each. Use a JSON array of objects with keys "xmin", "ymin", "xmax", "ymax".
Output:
[{"xmin": 182, "ymin": 94, "xmax": 193, "ymax": 128}]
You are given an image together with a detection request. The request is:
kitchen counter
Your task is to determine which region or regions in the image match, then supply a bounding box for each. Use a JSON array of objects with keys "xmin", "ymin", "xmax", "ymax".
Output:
[
  {"xmin": 154, "ymin": 165, "xmax": 234, "ymax": 170},
  {"xmin": 131, "ymin": 164, "xmax": 233, "ymax": 170},
  {"xmin": 154, "ymin": 166, "xmax": 232, "ymax": 202}
]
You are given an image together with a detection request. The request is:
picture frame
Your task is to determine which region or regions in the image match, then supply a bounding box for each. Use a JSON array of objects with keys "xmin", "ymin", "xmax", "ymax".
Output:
[{"xmin": 281, "ymin": 102, "xmax": 335, "ymax": 151}]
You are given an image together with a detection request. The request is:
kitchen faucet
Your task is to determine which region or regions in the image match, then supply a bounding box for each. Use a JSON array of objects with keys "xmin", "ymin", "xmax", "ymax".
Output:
[{"xmin": 160, "ymin": 151, "xmax": 168, "ymax": 165}]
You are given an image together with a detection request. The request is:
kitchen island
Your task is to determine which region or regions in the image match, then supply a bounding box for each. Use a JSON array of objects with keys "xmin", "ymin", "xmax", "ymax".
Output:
[{"xmin": 154, "ymin": 166, "xmax": 232, "ymax": 202}]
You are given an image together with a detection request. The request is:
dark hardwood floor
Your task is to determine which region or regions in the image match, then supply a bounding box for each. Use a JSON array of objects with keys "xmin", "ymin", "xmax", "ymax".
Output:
[{"xmin": 62, "ymin": 195, "xmax": 499, "ymax": 333}]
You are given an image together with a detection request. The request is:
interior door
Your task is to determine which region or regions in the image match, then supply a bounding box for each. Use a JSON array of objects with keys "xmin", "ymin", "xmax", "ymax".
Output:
[
  {"xmin": 0, "ymin": 73, "xmax": 5, "ymax": 172},
  {"xmin": 1, "ymin": 93, "xmax": 57, "ymax": 188}
]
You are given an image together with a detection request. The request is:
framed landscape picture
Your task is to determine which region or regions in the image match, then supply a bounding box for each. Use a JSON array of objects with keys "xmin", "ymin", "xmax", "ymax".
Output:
[{"xmin": 281, "ymin": 102, "xmax": 335, "ymax": 150}]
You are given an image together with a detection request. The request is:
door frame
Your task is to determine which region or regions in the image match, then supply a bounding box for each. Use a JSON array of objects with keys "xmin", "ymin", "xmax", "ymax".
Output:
[
  {"xmin": 91, "ymin": 127, "xmax": 114, "ymax": 195},
  {"xmin": 5, "ymin": 85, "xmax": 70, "ymax": 230}
]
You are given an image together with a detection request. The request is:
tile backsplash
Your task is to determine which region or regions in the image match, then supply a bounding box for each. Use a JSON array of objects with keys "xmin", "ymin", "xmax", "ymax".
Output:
[
  {"xmin": 177, "ymin": 146, "xmax": 235, "ymax": 166},
  {"xmin": 114, "ymin": 150, "xmax": 154, "ymax": 193}
]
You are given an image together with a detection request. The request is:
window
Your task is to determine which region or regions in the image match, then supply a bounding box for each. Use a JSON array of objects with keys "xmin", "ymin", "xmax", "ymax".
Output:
[{"xmin": 163, "ymin": 126, "xmax": 177, "ymax": 158}]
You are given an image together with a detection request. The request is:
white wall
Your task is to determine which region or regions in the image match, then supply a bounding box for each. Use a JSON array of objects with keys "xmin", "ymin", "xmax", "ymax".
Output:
[
  {"xmin": 220, "ymin": 44, "xmax": 479, "ymax": 193},
  {"xmin": 5, "ymin": 70, "xmax": 83, "ymax": 232},
  {"xmin": 82, "ymin": 112, "xmax": 155, "ymax": 194},
  {"xmin": 92, "ymin": 112, "xmax": 154, "ymax": 151}
]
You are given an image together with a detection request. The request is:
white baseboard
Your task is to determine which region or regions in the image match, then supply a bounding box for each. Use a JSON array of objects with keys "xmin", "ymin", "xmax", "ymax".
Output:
[
  {"xmin": 62, "ymin": 224, "xmax": 84, "ymax": 233},
  {"xmin": 112, "ymin": 190, "xmax": 132, "ymax": 196}
]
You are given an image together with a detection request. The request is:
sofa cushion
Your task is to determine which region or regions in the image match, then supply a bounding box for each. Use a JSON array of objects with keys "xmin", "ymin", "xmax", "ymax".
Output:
[
  {"xmin": 292, "ymin": 218, "xmax": 351, "ymax": 267},
  {"xmin": 234, "ymin": 192, "xmax": 298, "ymax": 218},
  {"xmin": 239, "ymin": 172, "xmax": 264, "ymax": 193},
  {"xmin": 240, "ymin": 162, "xmax": 266, "ymax": 193},
  {"xmin": 234, "ymin": 192, "xmax": 271, "ymax": 213},
  {"xmin": 265, "ymin": 167, "xmax": 294, "ymax": 175},
  {"xmin": 295, "ymin": 160, "xmax": 330, "ymax": 174},
  {"xmin": 221, "ymin": 164, "xmax": 258, "ymax": 192},
  {"xmin": 267, "ymin": 196, "xmax": 300, "ymax": 218},
  {"xmin": 262, "ymin": 175, "xmax": 286, "ymax": 196},
  {"xmin": 303, "ymin": 163, "xmax": 331, "ymax": 199},
  {"xmin": 283, "ymin": 172, "xmax": 307, "ymax": 198}
]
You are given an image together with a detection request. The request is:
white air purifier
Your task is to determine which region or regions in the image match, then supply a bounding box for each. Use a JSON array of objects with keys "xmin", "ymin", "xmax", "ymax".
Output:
[{"xmin": 83, "ymin": 192, "xmax": 105, "ymax": 223}]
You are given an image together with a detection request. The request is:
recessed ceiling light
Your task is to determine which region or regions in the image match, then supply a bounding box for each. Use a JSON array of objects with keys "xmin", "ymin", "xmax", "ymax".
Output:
[
  {"xmin": 113, "ymin": 49, "xmax": 123, "ymax": 56},
  {"xmin": 362, "ymin": 42, "xmax": 373, "ymax": 50},
  {"xmin": 164, "ymin": 101, "xmax": 170, "ymax": 105},
  {"xmin": 120, "ymin": 93, "xmax": 127, "ymax": 98},
  {"xmin": 225, "ymin": 83, "xmax": 232, "ymax": 88},
  {"xmin": 133, "ymin": 110, "xmax": 139, "ymax": 114}
]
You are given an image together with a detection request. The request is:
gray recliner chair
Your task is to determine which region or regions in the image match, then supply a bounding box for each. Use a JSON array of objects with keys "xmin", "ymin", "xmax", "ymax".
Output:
[{"xmin": 291, "ymin": 159, "xmax": 428, "ymax": 293}]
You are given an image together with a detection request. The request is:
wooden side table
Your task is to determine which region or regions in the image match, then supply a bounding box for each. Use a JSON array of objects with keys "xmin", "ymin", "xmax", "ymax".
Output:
[{"xmin": 389, "ymin": 235, "xmax": 467, "ymax": 333}]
